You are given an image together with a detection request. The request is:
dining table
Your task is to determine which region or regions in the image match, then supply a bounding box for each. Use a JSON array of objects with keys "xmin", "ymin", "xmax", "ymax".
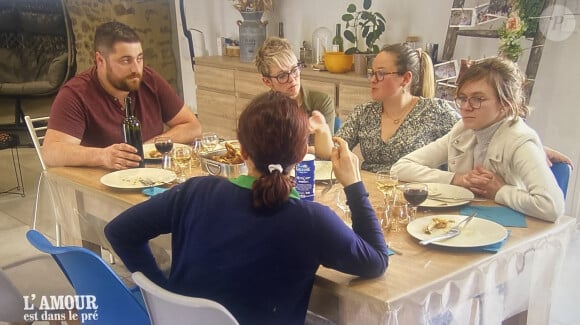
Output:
[{"xmin": 37, "ymin": 162, "xmax": 575, "ymax": 325}]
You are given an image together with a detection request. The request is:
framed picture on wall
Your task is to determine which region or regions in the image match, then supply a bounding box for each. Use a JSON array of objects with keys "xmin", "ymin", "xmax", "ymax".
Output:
[
  {"xmin": 449, "ymin": 8, "xmax": 476, "ymax": 27},
  {"xmin": 475, "ymin": 3, "xmax": 498, "ymax": 25},
  {"xmin": 434, "ymin": 60, "xmax": 459, "ymax": 82},
  {"xmin": 435, "ymin": 82, "xmax": 458, "ymax": 102}
]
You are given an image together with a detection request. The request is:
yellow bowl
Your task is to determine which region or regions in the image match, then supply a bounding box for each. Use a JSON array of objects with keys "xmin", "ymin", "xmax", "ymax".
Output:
[{"xmin": 323, "ymin": 52, "xmax": 353, "ymax": 73}]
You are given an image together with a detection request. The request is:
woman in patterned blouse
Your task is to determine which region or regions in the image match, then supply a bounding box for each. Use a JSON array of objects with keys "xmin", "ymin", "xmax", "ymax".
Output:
[{"xmin": 313, "ymin": 43, "xmax": 459, "ymax": 172}]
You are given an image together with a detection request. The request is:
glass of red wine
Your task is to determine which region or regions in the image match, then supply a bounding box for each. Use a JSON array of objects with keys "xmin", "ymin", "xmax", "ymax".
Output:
[
  {"xmin": 154, "ymin": 136, "xmax": 173, "ymax": 169},
  {"xmin": 403, "ymin": 183, "xmax": 428, "ymax": 221}
]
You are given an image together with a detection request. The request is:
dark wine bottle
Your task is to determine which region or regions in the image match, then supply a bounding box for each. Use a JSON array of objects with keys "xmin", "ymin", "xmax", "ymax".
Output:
[
  {"xmin": 122, "ymin": 96, "xmax": 144, "ymax": 167},
  {"xmin": 332, "ymin": 24, "xmax": 344, "ymax": 52}
]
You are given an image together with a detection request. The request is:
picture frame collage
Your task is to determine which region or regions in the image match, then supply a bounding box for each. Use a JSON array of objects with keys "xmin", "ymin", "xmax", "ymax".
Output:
[
  {"xmin": 439, "ymin": 0, "xmax": 512, "ymax": 105},
  {"xmin": 449, "ymin": 0, "xmax": 512, "ymax": 28}
]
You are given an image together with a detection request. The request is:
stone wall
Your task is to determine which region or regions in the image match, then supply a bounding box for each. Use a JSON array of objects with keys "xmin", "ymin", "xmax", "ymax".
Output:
[{"xmin": 64, "ymin": 0, "xmax": 178, "ymax": 89}]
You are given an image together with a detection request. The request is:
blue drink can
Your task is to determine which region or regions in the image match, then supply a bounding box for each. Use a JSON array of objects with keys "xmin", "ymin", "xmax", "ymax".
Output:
[{"xmin": 295, "ymin": 153, "xmax": 315, "ymax": 201}]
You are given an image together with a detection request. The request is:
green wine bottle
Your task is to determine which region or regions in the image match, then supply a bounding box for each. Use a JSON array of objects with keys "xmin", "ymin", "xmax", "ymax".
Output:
[
  {"xmin": 122, "ymin": 96, "xmax": 145, "ymax": 167},
  {"xmin": 332, "ymin": 24, "xmax": 344, "ymax": 52}
]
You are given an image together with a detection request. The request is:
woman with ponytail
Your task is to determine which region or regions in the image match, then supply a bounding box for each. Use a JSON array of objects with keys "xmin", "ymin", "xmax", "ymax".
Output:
[
  {"xmin": 314, "ymin": 43, "xmax": 460, "ymax": 172},
  {"xmin": 105, "ymin": 91, "xmax": 388, "ymax": 325}
]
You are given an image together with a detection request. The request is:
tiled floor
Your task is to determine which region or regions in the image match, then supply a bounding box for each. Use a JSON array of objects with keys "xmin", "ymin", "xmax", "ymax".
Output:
[{"xmin": 1, "ymin": 148, "xmax": 579, "ymax": 324}]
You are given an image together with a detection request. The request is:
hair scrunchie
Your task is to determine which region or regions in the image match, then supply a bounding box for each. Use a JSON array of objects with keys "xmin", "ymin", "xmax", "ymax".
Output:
[{"xmin": 268, "ymin": 164, "xmax": 283, "ymax": 174}]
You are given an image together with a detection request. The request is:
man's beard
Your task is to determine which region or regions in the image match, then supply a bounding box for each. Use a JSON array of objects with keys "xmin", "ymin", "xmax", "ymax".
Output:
[{"xmin": 107, "ymin": 68, "xmax": 142, "ymax": 91}]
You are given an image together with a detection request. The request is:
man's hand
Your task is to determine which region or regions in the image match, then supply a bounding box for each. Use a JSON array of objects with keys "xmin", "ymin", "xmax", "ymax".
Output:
[
  {"xmin": 331, "ymin": 137, "xmax": 360, "ymax": 187},
  {"xmin": 102, "ymin": 143, "xmax": 143, "ymax": 170}
]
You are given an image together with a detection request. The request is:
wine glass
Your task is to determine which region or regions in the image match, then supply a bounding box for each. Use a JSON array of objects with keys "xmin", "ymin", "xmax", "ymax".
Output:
[
  {"xmin": 336, "ymin": 189, "xmax": 352, "ymax": 226},
  {"xmin": 201, "ymin": 132, "xmax": 219, "ymax": 152},
  {"xmin": 173, "ymin": 146, "xmax": 192, "ymax": 183},
  {"xmin": 191, "ymin": 138, "xmax": 203, "ymax": 169},
  {"xmin": 375, "ymin": 170, "xmax": 398, "ymax": 202},
  {"xmin": 403, "ymin": 183, "xmax": 428, "ymax": 221},
  {"xmin": 154, "ymin": 136, "xmax": 173, "ymax": 170}
]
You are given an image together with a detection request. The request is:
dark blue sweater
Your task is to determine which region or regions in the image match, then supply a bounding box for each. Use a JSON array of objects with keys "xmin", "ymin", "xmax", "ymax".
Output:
[{"xmin": 105, "ymin": 175, "xmax": 388, "ymax": 325}]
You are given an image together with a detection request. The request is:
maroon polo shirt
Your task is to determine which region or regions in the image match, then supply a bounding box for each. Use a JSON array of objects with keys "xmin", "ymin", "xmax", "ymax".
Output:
[{"xmin": 48, "ymin": 66, "xmax": 183, "ymax": 147}]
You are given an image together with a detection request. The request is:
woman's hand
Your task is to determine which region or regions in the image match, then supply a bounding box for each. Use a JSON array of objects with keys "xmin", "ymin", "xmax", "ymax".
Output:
[
  {"xmin": 463, "ymin": 166, "xmax": 505, "ymax": 199},
  {"xmin": 544, "ymin": 146, "xmax": 573, "ymax": 169},
  {"xmin": 309, "ymin": 110, "xmax": 329, "ymax": 134},
  {"xmin": 331, "ymin": 137, "xmax": 360, "ymax": 187}
]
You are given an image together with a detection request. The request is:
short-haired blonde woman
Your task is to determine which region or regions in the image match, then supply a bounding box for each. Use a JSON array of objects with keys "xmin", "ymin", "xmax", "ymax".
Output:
[
  {"xmin": 255, "ymin": 36, "xmax": 336, "ymax": 135},
  {"xmin": 391, "ymin": 57, "xmax": 565, "ymax": 221}
]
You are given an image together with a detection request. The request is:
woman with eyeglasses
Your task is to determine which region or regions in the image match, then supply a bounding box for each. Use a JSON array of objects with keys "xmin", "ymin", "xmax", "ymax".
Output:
[
  {"xmin": 313, "ymin": 43, "xmax": 459, "ymax": 172},
  {"xmin": 391, "ymin": 57, "xmax": 564, "ymax": 221},
  {"xmin": 255, "ymin": 37, "xmax": 336, "ymax": 143}
]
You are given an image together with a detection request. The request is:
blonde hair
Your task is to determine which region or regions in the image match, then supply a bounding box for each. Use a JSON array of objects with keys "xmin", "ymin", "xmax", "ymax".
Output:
[
  {"xmin": 255, "ymin": 37, "xmax": 298, "ymax": 77},
  {"xmin": 457, "ymin": 57, "xmax": 529, "ymax": 124},
  {"xmin": 381, "ymin": 43, "xmax": 435, "ymax": 97}
]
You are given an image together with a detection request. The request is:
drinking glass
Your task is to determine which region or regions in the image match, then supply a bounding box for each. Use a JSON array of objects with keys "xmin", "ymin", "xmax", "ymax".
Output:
[
  {"xmin": 386, "ymin": 202, "xmax": 409, "ymax": 232},
  {"xmin": 403, "ymin": 183, "xmax": 428, "ymax": 221},
  {"xmin": 154, "ymin": 136, "xmax": 173, "ymax": 169},
  {"xmin": 201, "ymin": 132, "xmax": 219, "ymax": 152},
  {"xmin": 191, "ymin": 138, "xmax": 203, "ymax": 169},
  {"xmin": 375, "ymin": 170, "xmax": 398, "ymax": 202},
  {"xmin": 173, "ymin": 146, "xmax": 192, "ymax": 183},
  {"xmin": 336, "ymin": 189, "xmax": 352, "ymax": 226}
]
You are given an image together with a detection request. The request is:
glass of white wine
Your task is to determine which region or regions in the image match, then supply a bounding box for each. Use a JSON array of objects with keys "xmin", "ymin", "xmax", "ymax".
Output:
[
  {"xmin": 375, "ymin": 170, "xmax": 398, "ymax": 202},
  {"xmin": 201, "ymin": 132, "xmax": 219, "ymax": 152},
  {"xmin": 173, "ymin": 146, "xmax": 192, "ymax": 183},
  {"xmin": 191, "ymin": 137, "xmax": 203, "ymax": 169}
]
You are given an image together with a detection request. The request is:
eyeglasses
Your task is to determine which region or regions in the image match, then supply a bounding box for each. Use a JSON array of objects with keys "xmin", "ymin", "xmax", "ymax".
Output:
[
  {"xmin": 266, "ymin": 65, "xmax": 302, "ymax": 84},
  {"xmin": 454, "ymin": 96, "xmax": 488, "ymax": 109},
  {"xmin": 367, "ymin": 69, "xmax": 401, "ymax": 81}
]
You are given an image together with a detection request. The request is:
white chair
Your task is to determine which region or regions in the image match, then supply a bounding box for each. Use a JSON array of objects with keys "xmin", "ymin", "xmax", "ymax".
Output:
[
  {"xmin": 132, "ymin": 272, "xmax": 239, "ymax": 325},
  {"xmin": 24, "ymin": 115, "xmax": 62, "ymax": 246}
]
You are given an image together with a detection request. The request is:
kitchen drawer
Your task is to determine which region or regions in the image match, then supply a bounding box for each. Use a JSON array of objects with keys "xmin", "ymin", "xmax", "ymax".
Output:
[
  {"xmin": 196, "ymin": 89, "xmax": 236, "ymax": 137},
  {"xmin": 235, "ymin": 70, "xmax": 268, "ymax": 97},
  {"xmin": 195, "ymin": 65, "xmax": 235, "ymax": 93},
  {"xmin": 338, "ymin": 84, "xmax": 370, "ymax": 118}
]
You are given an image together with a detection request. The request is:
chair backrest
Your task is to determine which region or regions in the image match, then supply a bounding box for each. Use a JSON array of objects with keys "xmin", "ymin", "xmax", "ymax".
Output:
[
  {"xmin": 550, "ymin": 162, "xmax": 571, "ymax": 199},
  {"xmin": 26, "ymin": 229, "xmax": 150, "ymax": 325},
  {"xmin": 132, "ymin": 272, "xmax": 239, "ymax": 325},
  {"xmin": 24, "ymin": 115, "xmax": 49, "ymax": 171}
]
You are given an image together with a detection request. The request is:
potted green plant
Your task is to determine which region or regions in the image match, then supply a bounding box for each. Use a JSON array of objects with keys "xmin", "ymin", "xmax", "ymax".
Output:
[{"xmin": 341, "ymin": 0, "xmax": 387, "ymax": 55}]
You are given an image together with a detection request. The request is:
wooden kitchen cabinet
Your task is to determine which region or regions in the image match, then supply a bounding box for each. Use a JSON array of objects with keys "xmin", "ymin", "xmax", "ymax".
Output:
[
  {"xmin": 194, "ymin": 56, "xmax": 368, "ymax": 138},
  {"xmin": 338, "ymin": 84, "xmax": 371, "ymax": 118}
]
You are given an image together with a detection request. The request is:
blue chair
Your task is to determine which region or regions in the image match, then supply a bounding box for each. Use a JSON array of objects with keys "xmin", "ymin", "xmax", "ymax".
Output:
[
  {"xmin": 26, "ymin": 229, "xmax": 150, "ymax": 325},
  {"xmin": 334, "ymin": 116, "xmax": 342, "ymax": 134},
  {"xmin": 550, "ymin": 162, "xmax": 571, "ymax": 199}
]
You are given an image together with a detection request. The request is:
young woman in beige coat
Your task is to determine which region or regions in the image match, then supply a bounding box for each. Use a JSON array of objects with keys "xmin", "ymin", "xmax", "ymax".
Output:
[{"xmin": 391, "ymin": 57, "xmax": 565, "ymax": 221}]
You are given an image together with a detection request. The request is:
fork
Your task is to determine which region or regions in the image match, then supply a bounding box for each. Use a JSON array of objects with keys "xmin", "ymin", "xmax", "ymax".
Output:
[
  {"xmin": 321, "ymin": 168, "xmax": 335, "ymax": 195},
  {"xmin": 419, "ymin": 213, "xmax": 476, "ymax": 245}
]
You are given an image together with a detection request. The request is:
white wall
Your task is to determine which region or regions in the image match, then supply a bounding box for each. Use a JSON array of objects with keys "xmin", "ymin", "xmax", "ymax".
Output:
[{"xmin": 173, "ymin": 0, "xmax": 580, "ymax": 218}]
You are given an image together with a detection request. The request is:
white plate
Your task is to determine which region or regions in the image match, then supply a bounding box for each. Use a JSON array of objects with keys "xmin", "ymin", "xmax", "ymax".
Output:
[
  {"xmin": 143, "ymin": 143, "xmax": 190, "ymax": 160},
  {"xmin": 290, "ymin": 160, "xmax": 333, "ymax": 181},
  {"xmin": 420, "ymin": 183, "xmax": 475, "ymax": 208},
  {"xmin": 100, "ymin": 168, "xmax": 176, "ymax": 189},
  {"xmin": 407, "ymin": 214, "xmax": 508, "ymax": 248}
]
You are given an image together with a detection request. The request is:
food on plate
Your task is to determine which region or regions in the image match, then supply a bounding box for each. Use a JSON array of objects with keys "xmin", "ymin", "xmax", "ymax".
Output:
[
  {"xmin": 211, "ymin": 142, "xmax": 243, "ymax": 164},
  {"xmin": 148, "ymin": 149, "xmax": 162, "ymax": 158},
  {"xmin": 423, "ymin": 217, "xmax": 455, "ymax": 234}
]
